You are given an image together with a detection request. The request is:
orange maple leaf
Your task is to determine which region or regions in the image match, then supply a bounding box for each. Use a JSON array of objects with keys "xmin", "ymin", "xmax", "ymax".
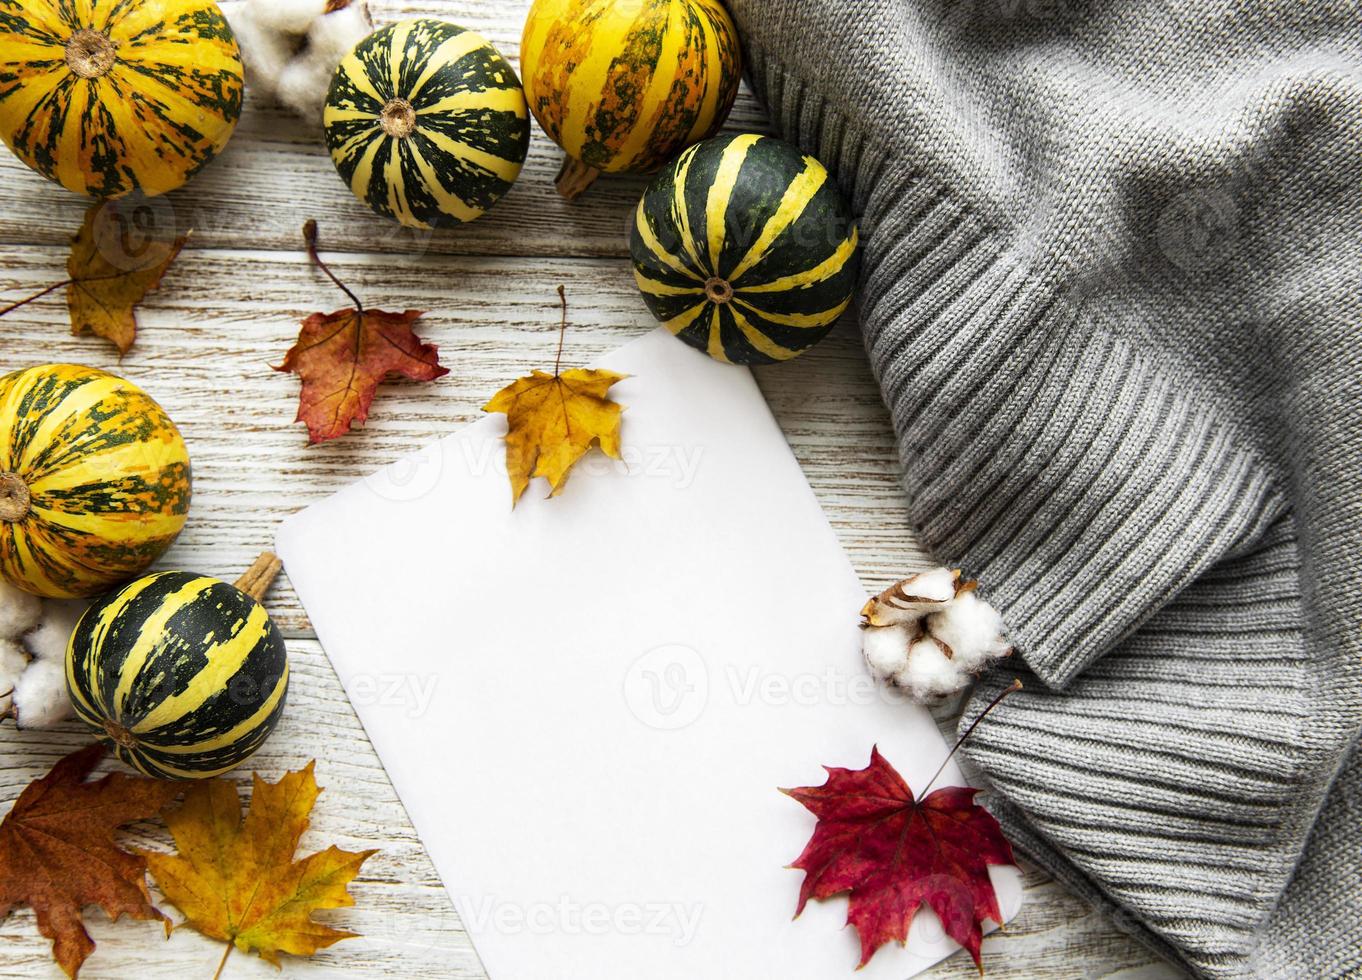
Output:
[
  {"xmin": 276, "ymin": 221, "xmax": 448, "ymax": 443},
  {"xmin": 0, "ymin": 744, "xmax": 179, "ymax": 978},
  {"xmin": 142, "ymin": 761, "xmax": 376, "ymax": 977},
  {"xmin": 0, "ymin": 201, "xmax": 187, "ymax": 354}
]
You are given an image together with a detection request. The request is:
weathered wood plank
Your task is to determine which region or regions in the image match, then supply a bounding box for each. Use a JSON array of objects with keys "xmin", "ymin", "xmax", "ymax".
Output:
[{"xmin": 0, "ymin": 246, "xmax": 928, "ymax": 634}]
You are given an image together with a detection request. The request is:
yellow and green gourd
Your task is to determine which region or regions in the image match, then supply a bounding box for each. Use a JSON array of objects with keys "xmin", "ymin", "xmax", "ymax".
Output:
[
  {"xmin": 0, "ymin": 0, "xmax": 244, "ymax": 198},
  {"xmin": 630, "ymin": 134, "xmax": 862, "ymax": 365},
  {"xmin": 66, "ymin": 570, "xmax": 289, "ymax": 779},
  {"xmin": 324, "ymin": 19, "xmax": 530, "ymax": 229},
  {"xmin": 0, "ymin": 364, "xmax": 191, "ymax": 599},
  {"xmin": 521, "ymin": 0, "xmax": 742, "ymax": 196}
]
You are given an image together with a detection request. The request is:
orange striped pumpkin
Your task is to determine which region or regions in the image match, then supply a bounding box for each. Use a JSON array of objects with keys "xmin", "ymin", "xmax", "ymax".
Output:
[
  {"xmin": 0, "ymin": 0, "xmax": 244, "ymax": 199},
  {"xmin": 521, "ymin": 0, "xmax": 741, "ymax": 197}
]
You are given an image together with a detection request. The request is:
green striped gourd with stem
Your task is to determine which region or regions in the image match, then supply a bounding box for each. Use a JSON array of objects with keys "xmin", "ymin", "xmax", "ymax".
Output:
[
  {"xmin": 324, "ymin": 19, "xmax": 530, "ymax": 229},
  {"xmin": 630, "ymin": 134, "xmax": 861, "ymax": 365},
  {"xmin": 66, "ymin": 553, "xmax": 289, "ymax": 779}
]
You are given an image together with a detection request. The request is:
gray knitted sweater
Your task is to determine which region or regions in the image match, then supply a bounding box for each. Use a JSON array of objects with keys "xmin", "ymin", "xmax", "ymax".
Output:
[{"xmin": 726, "ymin": 2, "xmax": 1362, "ymax": 977}]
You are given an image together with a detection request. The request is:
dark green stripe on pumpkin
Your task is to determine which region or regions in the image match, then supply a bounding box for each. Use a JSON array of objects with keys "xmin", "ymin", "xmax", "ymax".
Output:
[{"xmin": 117, "ymin": 579, "xmax": 277, "ymax": 723}]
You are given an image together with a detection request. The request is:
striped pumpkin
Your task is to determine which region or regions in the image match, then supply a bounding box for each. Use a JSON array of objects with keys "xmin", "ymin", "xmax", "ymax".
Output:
[
  {"xmin": 66, "ymin": 570, "xmax": 289, "ymax": 779},
  {"xmin": 521, "ymin": 0, "xmax": 741, "ymax": 197},
  {"xmin": 630, "ymin": 134, "xmax": 861, "ymax": 365},
  {"xmin": 325, "ymin": 19, "xmax": 529, "ymax": 229},
  {"xmin": 0, "ymin": 365, "xmax": 191, "ymax": 599},
  {"xmin": 0, "ymin": 0, "xmax": 244, "ymax": 199}
]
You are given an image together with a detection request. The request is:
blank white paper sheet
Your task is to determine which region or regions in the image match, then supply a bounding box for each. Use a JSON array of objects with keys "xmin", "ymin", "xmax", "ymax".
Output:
[{"xmin": 276, "ymin": 327, "xmax": 1021, "ymax": 980}]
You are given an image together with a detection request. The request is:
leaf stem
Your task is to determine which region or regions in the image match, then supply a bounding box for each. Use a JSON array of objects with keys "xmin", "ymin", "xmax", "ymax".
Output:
[
  {"xmin": 212, "ymin": 942, "xmax": 232, "ymax": 980},
  {"xmin": 553, "ymin": 285, "xmax": 568, "ymax": 378},
  {"xmin": 0, "ymin": 279, "xmax": 74, "ymax": 317},
  {"xmin": 920, "ymin": 679, "xmax": 1022, "ymax": 798},
  {"xmin": 303, "ymin": 220, "xmax": 364, "ymax": 317}
]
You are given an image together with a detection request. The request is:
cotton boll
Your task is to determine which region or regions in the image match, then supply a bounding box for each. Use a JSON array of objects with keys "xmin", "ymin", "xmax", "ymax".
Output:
[
  {"xmin": 925, "ymin": 591, "xmax": 1011, "ymax": 673},
  {"xmin": 23, "ymin": 599, "xmax": 90, "ymax": 662},
  {"xmin": 225, "ymin": 0, "xmax": 370, "ymax": 120},
  {"xmin": 862, "ymin": 623, "xmax": 914, "ymax": 679},
  {"xmin": 0, "ymin": 578, "xmax": 42, "ymax": 638},
  {"xmin": 11, "ymin": 657, "xmax": 72, "ymax": 728},
  {"xmin": 893, "ymin": 639, "xmax": 969, "ymax": 702}
]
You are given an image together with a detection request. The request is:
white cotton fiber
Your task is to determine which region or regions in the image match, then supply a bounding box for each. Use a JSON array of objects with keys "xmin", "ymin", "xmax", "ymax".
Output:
[
  {"xmin": 862, "ymin": 622, "xmax": 914, "ymax": 677},
  {"xmin": 894, "ymin": 639, "xmax": 967, "ymax": 702},
  {"xmin": 251, "ymin": 0, "xmax": 327, "ymax": 35},
  {"xmin": 23, "ymin": 599, "xmax": 89, "ymax": 662},
  {"xmin": 902, "ymin": 567, "xmax": 959, "ymax": 604},
  {"xmin": 926, "ymin": 591, "xmax": 1012, "ymax": 672},
  {"xmin": 0, "ymin": 578, "xmax": 42, "ymax": 638},
  {"xmin": 2, "ymin": 635, "xmax": 32, "ymax": 718},
  {"xmin": 11, "ymin": 656, "xmax": 72, "ymax": 729},
  {"xmin": 225, "ymin": 0, "xmax": 371, "ymax": 121}
]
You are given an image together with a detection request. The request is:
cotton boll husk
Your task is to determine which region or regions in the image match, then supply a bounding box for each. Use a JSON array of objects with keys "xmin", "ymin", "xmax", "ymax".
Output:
[
  {"xmin": 903, "ymin": 567, "xmax": 959, "ymax": 604},
  {"xmin": 23, "ymin": 599, "xmax": 90, "ymax": 662},
  {"xmin": 894, "ymin": 639, "xmax": 969, "ymax": 702},
  {"xmin": 862, "ymin": 623, "xmax": 914, "ymax": 679},
  {"xmin": 861, "ymin": 567, "xmax": 960, "ymax": 626},
  {"xmin": 0, "ymin": 578, "xmax": 42, "ymax": 638},
  {"xmin": 249, "ymin": 0, "xmax": 326, "ymax": 36},
  {"xmin": 11, "ymin": 657, "xmax": 71, "ymax": 728},
  {"xmin": 926, "ymin": 591, "xmax": 1011, "ymax": 672}
]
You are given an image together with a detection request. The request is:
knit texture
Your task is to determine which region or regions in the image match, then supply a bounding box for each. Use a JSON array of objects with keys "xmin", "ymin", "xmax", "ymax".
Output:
[{"xmin": 726, "ymin": 2, "xmax": 1362, "ymax": 977}]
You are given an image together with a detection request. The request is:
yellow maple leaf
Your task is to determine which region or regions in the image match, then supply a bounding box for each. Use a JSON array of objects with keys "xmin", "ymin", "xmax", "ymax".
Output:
[
  {"xmin": 484, "ymin": 288, "xmax": 627, "ymax": 506},
  {"xmin": 141, "ymin": 762, "xmax": 375, "ymax": 978},
  {"xmin": 66, "ymin": 200, "xmax": 188, "ymax": 354}
]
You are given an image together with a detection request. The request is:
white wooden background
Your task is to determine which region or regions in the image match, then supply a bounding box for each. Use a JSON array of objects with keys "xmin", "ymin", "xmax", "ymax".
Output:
[{"xmin": 0, "ymin": 2, "xmax": 1178, "ymax": 978}]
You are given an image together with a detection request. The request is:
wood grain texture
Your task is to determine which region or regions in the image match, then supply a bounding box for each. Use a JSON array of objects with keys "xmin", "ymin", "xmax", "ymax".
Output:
[{"xmin": 0, "ymin": 1, "xmax": 1178, "ymax": 977}]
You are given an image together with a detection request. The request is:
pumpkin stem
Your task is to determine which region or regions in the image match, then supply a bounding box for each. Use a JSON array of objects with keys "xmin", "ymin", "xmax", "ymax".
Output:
[
  {"xmin": 380, "ymin": 98, "xmax": 417, "ymax": 139},
  {"xmin": 65, "ymin": 29, "xmax": 116, "ymax": 80},
  {"xmin": 555, "ymin": 157, "xmax": 601, "ymax": 201},
  {"xmin": 103, "ymin": 718, "xmax": 139, "ymax": 749},
  {"xmin": 235, "ymin": 551, "xmax": 282, "ymax": 602},
  {"xmin": 0, "ymin": 472, "xmax": 30, "ymax": 523},
  {"xmin": 704, "ymin": 277, "xmax": 734, "ymax": 305}
]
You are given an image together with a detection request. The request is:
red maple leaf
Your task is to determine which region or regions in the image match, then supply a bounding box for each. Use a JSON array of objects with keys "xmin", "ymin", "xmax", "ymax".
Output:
[
  {"xmin": 276, "ymin": 221, "xmax": 448, "ymax": 443},
  {"xmin": 784, "ymin": 679, "xmax": 1023, "ymax": 973}
]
